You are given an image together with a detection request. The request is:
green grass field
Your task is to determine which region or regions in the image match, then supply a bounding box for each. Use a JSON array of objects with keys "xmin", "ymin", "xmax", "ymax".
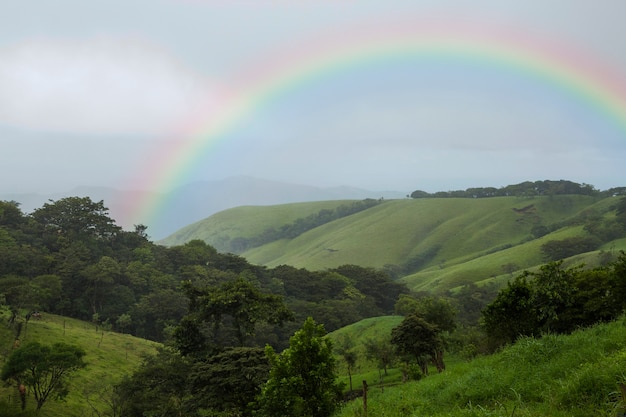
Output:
[
  {"xmin": 333, "ymin": 316, "xmax": 626, "ymax": 417},
  {"xmin": 0, "ymin": 308, "xmax": 159, "ymax": 416}
]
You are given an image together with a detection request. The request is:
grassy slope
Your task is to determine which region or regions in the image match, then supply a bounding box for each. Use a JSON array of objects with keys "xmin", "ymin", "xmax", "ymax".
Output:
[
  {"xmin": 331, "ymin": 316, "xmax": 626, "ymax": 417},
  {"xmin": 0, "ymin": 309, "xmax": 159, "ymax": 416},
  {"xmin": 160, "ymin": 200, "xmax": 353, "ymax": 250},
  {"xmin": 164, "ymin": 194, "xmax": 621, "ymax": 293}
]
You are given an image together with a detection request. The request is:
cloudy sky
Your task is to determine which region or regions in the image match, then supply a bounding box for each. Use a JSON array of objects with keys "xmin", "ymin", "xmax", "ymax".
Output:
[{"xmin": 2, "ymin": 0, "xmax": 626, "ymax": 200}]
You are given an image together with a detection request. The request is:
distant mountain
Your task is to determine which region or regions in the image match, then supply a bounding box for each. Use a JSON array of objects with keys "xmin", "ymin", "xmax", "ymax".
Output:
[{"xmin": 0, "ymin": 176, "xmax": 406, "ymax": 239}]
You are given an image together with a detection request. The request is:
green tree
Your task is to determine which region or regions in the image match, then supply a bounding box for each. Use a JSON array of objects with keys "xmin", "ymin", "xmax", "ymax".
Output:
[
  {"xmin": 363, "ymin": 335, "xmax": 395, "ymax": 376},
  {"xmin": 1, "ymin": 342, "xmax": 86, "ymax": 410},
  {"xmin": 530, "ymin": 261, "xmax": 579, "ymax": 332},
  {"xmin": 257, "ymin": 317, "xmax": 344, "ymax": 417},
  {"xmin": 335, "ymin": 335, "xmax": 358, "ymax": 391},
  {"xmin": 481, "ymin": 274, "xmax": 539, "ymax": 347},
  {"xmin": 177, "ymin": 277, "xmax": 293, "ymax": 351},
  {"xmin": 395, "ymin": 294, "xmax": 457, "ymax": 333},
  {"xmin": 189, "ymin": 347, "xmax": 270, "ymax": 416},
  {"xmin": 391, "ymin": 314, "xmax": 443, "ymax": 375},
  {"xmin": 115, "ymin": 347, "xmax": 192, "ymax": 417}
]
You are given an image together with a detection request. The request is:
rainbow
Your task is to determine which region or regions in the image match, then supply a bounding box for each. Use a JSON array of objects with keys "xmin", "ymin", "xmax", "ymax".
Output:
[{"xmin": 121, "ymin": 20, "xmax": 626, "ymax": 230}]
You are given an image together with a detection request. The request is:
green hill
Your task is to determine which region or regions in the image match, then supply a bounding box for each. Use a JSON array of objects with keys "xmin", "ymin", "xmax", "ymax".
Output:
[
  {"xmin": 0, "ymin": 308, "xmax": 159, "ymax": 416},
  {"xmin": 333, "ymin": 315, "xmax": 626, "ymax": 417},
  {"xmin": 161, "ymin": 194, "xmax": 626, "ymax": 293}
]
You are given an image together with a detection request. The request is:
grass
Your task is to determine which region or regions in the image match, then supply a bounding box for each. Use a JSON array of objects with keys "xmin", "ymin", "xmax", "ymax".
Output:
[
  {"xmin": 333, "ymin": 316, "xmax": 626, "ymax": 417},
  {"xmin": 163, "ymin": 194, "xmax": 619, "ymax": 293},
  {"xmin": 160, "ymin": 200, "xmax": 353, "ymax": 250},
  {"xmin": 0, "ymin": 308, "xmax": 159, "ymax": 416}
]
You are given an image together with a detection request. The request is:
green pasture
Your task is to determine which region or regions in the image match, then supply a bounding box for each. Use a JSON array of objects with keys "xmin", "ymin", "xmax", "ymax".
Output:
[
  {"xmin": 334, "ymin": 315, "xmax": 626, "ymax": 417},
  {"xmin": 0, "ymin": 308, "xmax": 159, "ymax": 416}
]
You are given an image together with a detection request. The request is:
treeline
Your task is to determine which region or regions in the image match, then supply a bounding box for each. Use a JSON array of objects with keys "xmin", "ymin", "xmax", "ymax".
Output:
[
  {"xmin": 227, "ymin": 198, "xmax": 383, "ymax": 253},
  {"xmin": 410, "ymin": 179, "xmax": 626, "ymax": 199},
  {"xmin": 0, "ymin": 197, "xmax": 406, "ymax": 347}
]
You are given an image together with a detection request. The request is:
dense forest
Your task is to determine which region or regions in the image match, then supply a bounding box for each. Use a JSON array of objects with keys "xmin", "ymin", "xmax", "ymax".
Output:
[
  {"xmin": 0, "ymin": 197, "xmax": 407, "ymax": 346},
  {"xmin": 2, "ymin": 188, "xmax": 626, "ymax": 416}
]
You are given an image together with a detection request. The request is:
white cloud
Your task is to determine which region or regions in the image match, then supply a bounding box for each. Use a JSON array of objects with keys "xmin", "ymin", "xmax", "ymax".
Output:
[{"xmin": 0, "ymin": 37, "xmax": 214, "ymax": 135}]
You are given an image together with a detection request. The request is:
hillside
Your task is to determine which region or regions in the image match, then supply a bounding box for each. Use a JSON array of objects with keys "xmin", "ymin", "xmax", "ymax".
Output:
[
  {"xmin": 332, "ymin": 315, "xmax": 626, "ymax": 417},
  {"xmin": 162, "ymin": 194, "xmax": 626, "ymax": 293},
  {"xmin": 0, "ymin": 308, "xmax": 159, "ymax": 416}
]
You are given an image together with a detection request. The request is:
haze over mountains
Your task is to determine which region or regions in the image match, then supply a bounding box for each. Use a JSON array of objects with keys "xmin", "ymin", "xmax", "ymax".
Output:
[{"xmin": 1, "ymin": 176, "xmax": 406, "ymax": 239}]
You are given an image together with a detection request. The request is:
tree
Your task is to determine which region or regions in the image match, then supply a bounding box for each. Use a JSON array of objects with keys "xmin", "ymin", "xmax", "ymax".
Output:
[
  {"xmin": 391, "ymin": 314, "xmax": 443, "ymax": 375},
  {"xmin": 189, "ymin": 347, "xmax": 270, "ymax": 415},
  {"xmin": 177, "ymin": 277, "xmax": 293, "ymax": 351},
  {"xmin": 1, "ymin": 342, "xmax": 86, "ymax": 410},
  {"xmin": 530, "ymin": 261, "xmax": 579, "ymax": 332},
  {"xmin": 395, "ymin": 294, "xmax": 457, "ymax": 333},
  {"xmin": 363, "ymin": 336, "xmax": 395, "ymax": 376},
  {"xmin": 115, "ymin": 347, "xmax": 192, "ymax": 417},
  {"xmin": 257, "ymin": 317, "xmax": 344, "ymax": 417},
  {"xmin": 481, "ymin": 274, "xmax": 539, "ymax": 347},
  {"xmin": 335, "ymin": 335, "xmax": 358, "ymax": 391}
]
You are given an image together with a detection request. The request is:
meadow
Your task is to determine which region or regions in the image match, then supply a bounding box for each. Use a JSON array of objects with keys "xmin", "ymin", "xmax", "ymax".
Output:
[
  {"xmin": 331, "ymin": 316, "xmax": 626, "ymax": 417},
  {"xmin": 0, "ymin": 307, "xmax": 158, "ymax": 416}
]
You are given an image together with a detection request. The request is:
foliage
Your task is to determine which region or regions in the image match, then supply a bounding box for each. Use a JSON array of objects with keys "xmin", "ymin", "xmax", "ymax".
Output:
[
  {"xmin": 1, "ymin": 342, "xmax": 86, "ymax": 410},
  {"xmin": 257, "ymin": 317, "xmax": 344, "ymax": 417},
  {"xmin": 481, "ymin": 274, "xmax": 539, "ymax": 346},
  {"xmin": 115, "ymin": 347, "xmax": 193, "ymax": 417},
  {"xmin": 363, "ymin": 335, "xmax": 396, "ymax": 376},
  {"xmin": 541, "ymin": 236, "xmax": 601, "ymax": 261},
  {"xmin": 410, "ymin": 179, "xmax": 602, "ymax": 199},
  {"xmin": 337, "ymin": 316, "xmax": 626, "ymax": 417},
  {"xmin": 176, "ymin": 277, "xmax": 294, "ymax": 354},
  {"xmin": 335, "ymin": 334, "xmax": 359, "ymax": 391},
  {"xmin": 189, "ymin": 347, "xmax": 270, "ymax": 415},
  {"xmin": 394, "ymin": 294, "xmax": 457, "ymax": 332},
  {"xmin": 390, "ymin": 314, "xmax": 443, "ymax": 375},
  {"xmin": 482, "ymin": 255, "xmax": 626, "ymax": 348}
]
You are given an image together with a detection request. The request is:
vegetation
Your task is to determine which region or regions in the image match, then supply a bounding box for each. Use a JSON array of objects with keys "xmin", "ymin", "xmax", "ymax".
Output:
[
  {"xmin": 410, "ymin": 179, "xmax": 625, "ymax": 199},
  {"xmin": 1, "ymin": 182, "xmax": 626, "ymax": 416},
  {"xmin": 0, "ymin": 310, "xmax": 158, "ymax": 416},
  {"xmin": 1, "ymin": 341, "xmax": 86, "ymax": 410},
  {"xmin": 163, "ymin": 185, "xmax": 626, "ymax": 296},
  {"xmin": 258, "ymin": 317, "xmax": 344, "ymax": 417},
  {"xmin": 336, "ymin": 316, "xmax": 626, "ymax": 417},
  {"xmin": 482, "ymin": 255, "xmax": 626, "ymax": 347}
]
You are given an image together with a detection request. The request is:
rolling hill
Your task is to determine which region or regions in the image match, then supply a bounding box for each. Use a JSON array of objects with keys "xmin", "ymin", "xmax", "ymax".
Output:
[
  {"xmin": 161, "ymin": 194, "xmax": 626, "ymax": 293},
  {"xmin": 331, "ymin": 315, "xmax": 626, "ymax": 417},
  {"xmin": 0, "ymin": 308, "xmax": 159, "ymax": 416}
]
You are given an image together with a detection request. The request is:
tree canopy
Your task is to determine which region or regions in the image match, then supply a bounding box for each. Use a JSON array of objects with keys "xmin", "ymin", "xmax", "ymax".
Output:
[
  {"xmin": 1, "ymin": 342, "xmax": 86, "ymax": 410},
  {"xmin": 257, "ymin": 317, "xmax": 344, "ymax": 417}
]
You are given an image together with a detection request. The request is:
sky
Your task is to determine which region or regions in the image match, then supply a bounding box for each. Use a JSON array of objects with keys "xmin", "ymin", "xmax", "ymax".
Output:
[{"xmin": 2, "ymin": 0, "xmax": 626, "ymax": 201}]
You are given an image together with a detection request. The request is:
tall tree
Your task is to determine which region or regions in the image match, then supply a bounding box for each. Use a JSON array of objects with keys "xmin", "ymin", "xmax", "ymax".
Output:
[
  {"xmin": 32, "ymin": 197, "xmax": 120, "ymax": 243},
  {"xmin": 257, "ymin": 317, "xmax": 344, "ymax": 417},
  {"xmin": 391, "ymin": 314, "xmax": 443, "ymax": 375},
  {"xmin": 177, "ymin": 276, "xmax": 293, "ymax": 351}
]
